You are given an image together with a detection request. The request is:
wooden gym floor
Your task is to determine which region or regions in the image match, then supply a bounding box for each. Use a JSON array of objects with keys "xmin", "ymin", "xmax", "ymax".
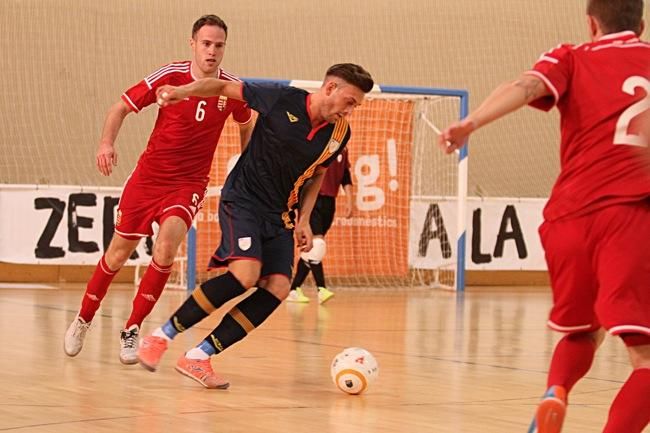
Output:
[{"xmin": 0, "ymin": 283, "xmax": 644, "ymax": 433}]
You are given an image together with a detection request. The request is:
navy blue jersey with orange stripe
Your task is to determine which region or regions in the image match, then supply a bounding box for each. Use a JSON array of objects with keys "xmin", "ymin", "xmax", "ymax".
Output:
[{"xmin": 221, "ymin": 82, "xmax": 351, "ymax": 229}]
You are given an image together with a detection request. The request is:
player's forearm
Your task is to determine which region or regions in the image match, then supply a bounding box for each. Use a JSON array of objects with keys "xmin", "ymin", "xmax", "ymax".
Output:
[
  {"xmin": 342, "ymin": 184, "xmax": 353, "ymax": 196},
  {"xmin": 99, "ymin": 101, "xmax": 130, "ymax": 147},
  {"xmin": 182, "ymin": 78, "xmax": 244, "ymax": 101},
  {"xmin": 182, "ymin": 78, "xmax": 226, "ymax": 98},
  {"xmin": 299, "ymin": 173, "xmax": 324, "ymax": 220},
  {"xmin": 238, "ymin": 121, "xmax": 254, "ymax": 152},
  {"xmin": 299, "ymin": 187, "xmax": 319, "ymax": 220},
  {"xmin": 467, "ymin": 74, "xmax": 548, "ymax": 130}
]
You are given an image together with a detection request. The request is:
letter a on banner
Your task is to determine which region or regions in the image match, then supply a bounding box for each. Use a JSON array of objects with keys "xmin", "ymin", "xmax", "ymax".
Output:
[{"xmin": 418, "ymin": 203, "xmax": 452, "ymax": 259}]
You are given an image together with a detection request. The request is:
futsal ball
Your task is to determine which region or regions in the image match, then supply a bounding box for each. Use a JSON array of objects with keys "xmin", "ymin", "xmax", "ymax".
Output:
[{"xmin": 330, "ymin": 347, "xmax": 379, "ymax": 395}]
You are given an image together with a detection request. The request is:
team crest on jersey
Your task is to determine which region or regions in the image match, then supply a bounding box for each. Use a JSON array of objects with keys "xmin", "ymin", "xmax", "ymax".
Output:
[
  {"xmin": 217, "ymin": 96, "xmax": 227, "ymax": 111},
  {"xmin": 327, "ymin": 138, "xmax": 341, "ymax": 154},
  {"xmin": 238, "ymin": 237, "xmax": 252, "ymax": 251}
]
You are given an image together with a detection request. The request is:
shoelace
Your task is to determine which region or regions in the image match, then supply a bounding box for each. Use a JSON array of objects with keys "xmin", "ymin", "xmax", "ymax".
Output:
[
  {"xmin": 121, "ymin": 330, "xmax": 138, "ymax": 349},
  {"xmin": 188, "ymin": 361, "xmax": 216, "ymax": 381},
  {"xmin": 74, "ymin": 320, "xmax": 90, "ymax": 337}
]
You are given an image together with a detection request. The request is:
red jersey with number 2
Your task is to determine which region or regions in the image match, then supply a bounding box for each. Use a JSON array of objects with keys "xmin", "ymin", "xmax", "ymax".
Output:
[
  {"xmin": 121, "ymin": 61, "xmax": 252, "ymax": 186},
  {"xmin": 525, "ymin": 31, "xmax": 650, "ymax": 221}
]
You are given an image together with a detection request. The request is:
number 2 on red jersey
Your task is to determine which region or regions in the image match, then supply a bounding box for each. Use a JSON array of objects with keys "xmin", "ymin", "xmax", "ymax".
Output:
[{"xmin": 614, "ymin": 76, "xmax": 650, "ymax": 147}]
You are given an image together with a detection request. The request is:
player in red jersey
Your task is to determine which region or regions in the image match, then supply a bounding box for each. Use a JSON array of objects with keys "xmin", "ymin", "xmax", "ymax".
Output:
[
  {"xmin": 439, "ymin": 1, "xmax": 649, "ymax": 432},
  {"xmin": 64, "ymin": 14, "xmax": 253, "ymax": 365},
  {"xmin": 287, "ymin": 147, "xmax": 353, "ymax": 304}
]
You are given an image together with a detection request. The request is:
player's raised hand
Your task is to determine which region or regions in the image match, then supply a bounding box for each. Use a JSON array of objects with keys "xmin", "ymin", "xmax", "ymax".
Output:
[
  {"xmin": 438, "ymin": 119, "xmax": 476, "ymax": 154},
  {"xmin": 156, "ymin": 85, "xmax": 188, "ymax": 107},
  {"xmin": 295, "ymin": 220, "xmax": 314, "ymax": 253},
  {"xmin": 96, "ymin": 142, "xmax": 117, "ymax": 176}
]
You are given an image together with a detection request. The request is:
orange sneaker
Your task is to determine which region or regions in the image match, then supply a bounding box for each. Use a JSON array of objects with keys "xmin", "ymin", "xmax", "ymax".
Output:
[
  {"xmin": 137, "ymin": 336, "xmax": 168, "ymax": 372},
  {"xmin": 175, "ymin": 355, "xmax": 230, "ymax": 389},
  {"xmin": 527, "ymin": 385, "xmax": 567, "ymax": 433}
]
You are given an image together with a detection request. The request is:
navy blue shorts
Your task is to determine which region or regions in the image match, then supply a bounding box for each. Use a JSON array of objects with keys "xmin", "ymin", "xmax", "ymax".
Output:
[
  {"xmin": 209, "ymin": 200, "xmax": 295, "ymax": 279},
  {"xmin": 310, "ymin": 195, "xmax": 336, "ymax": 236}
]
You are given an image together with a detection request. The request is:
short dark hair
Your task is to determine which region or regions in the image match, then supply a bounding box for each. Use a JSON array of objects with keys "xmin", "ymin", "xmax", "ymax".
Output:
[
  {"xmin": 326, "ymin": 63, "xmax": 374, "ymax": 93},
  {"xmin": 587, "ymin": 0, "xmax": 644, "ymax": 34},
  {"xmin": 192, "ymin": 14, "xmax": 228, "ymax": 39}
]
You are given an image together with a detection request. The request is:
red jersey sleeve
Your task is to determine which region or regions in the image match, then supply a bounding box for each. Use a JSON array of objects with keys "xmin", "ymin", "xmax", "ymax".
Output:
[
  {"xmin": 120, "ymin": 63, "xmax": 188, "ymax": 113},
  {"xmin": 121, "ymin": 80, "xmax": 156, "ymax": 113},
  {"xmin": 525, "ymin": 44, "xmax": 575, "ymax": 112}
]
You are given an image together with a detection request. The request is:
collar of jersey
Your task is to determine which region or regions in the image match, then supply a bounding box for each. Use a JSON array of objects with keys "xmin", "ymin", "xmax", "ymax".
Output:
[
  {"xmin": 597, "ymin": 30, "xmax": 639, "ymax": 43},
  {"xmin": 305, "ymin": 93, "xmax": 328, "ymax": 138},
  {"xmin": 189, "ymin": 62, "xmax": 221, "ymax": 82}
]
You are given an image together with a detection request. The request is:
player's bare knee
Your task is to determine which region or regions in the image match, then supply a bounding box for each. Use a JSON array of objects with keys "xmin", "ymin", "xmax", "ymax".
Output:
[
  {"xmin": 152, "ymin": 240, "xmax": 180, "ymax": 266},
  {"xmin": 227, "ymin": 260, "xmax": 262, "ymax": 289},
  {"xmin": 243, "ymin": 278, "xmax": 259, "ymax": 289},
  {"xmin": 105, "ymin": 236, "xmax": 139, "ymax": 267},
  {"xmin": 588, "ymin": 328, "xmax": 606, "ymax": 347},
  {"xmin": 263, "ymin": 277, "xmax": 290, "ymax": 300},
  {"xmin": 105, "ymin": 246, "xmax": 134, "ymax": 268},
  {"xmin": 151, "ymin": 250, "xmax": 176, "ymax": 267},
  {"xmin": 620, "ymin": 334, "xmax": 650, "ymax": 369},
  {"xmin": 228, "ymin": 271, "xmax": 259, "ymax": 289},
  {"xmin": 564, "ymin": 328, "xmax": 604, "ymax": 347},
  {"xmin": 627, "ymin": 347, "xmax": 650, "ymax": 369}
]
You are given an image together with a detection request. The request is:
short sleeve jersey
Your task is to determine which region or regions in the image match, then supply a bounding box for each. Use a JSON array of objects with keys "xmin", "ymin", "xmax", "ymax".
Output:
[
  {"xmin": 319, "ymin": 147, "xmax": 352, "ymax": 197},
  {"xmin": 220, "ymin": 82, "xmax": 351, "ymax": 228},
  {"xmin": 121, "ymin": 61, "xmax": 252, "ymax": 185},
  {"xmin": 525, "ymin": 31, "xmax": 650, "ymax": 221}
]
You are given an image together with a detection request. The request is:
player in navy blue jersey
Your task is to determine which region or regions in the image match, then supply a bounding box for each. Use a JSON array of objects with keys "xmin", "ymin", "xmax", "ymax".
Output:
[{"xmin": 137, "ymin": 63, "xmax": 374, "ymax": 389}]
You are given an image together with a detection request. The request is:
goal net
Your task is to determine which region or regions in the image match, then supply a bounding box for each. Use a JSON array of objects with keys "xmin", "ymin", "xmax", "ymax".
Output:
[{"xmin": 176, "ymin": 80, "xmax": 468, "ymax": 292}]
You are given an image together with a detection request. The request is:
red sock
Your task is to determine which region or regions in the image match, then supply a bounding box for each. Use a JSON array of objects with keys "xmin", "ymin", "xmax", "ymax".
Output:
[
  {"xmin": 79, "ymin": 255, "xmax": 119, "ymax": 322},
  {"xmin": 603, "ymin": 368, "xmax": 650, "ymax": 433},
  {"xmin": 125, "ymin": 258, "xmax": 172, "ymax": 329},
  {"xmin": 547, "ymin": 333, "xmax": 597, "ymax": 394}
]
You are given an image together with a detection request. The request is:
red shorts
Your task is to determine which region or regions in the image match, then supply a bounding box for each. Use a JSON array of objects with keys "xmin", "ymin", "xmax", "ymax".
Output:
[
  {"xmin": 115, "ymin": 171, "xmax": 206, "ymax": 240},
  {"xmin": 539, "ymin": 200, "xmax": 650, "ymax": 336}
]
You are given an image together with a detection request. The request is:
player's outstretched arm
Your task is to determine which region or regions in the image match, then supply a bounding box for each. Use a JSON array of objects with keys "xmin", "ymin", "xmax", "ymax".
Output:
[
  {"xmin": 96, "ymin": 99, "xmax": 131, "ymax": 176},
  {"xmin": 438, "ymin": 74, "xmax": 551, "ymax": 154},
  {"xmin": 156, "ymin": 79, "xmax": 244, "ymax": 106}
]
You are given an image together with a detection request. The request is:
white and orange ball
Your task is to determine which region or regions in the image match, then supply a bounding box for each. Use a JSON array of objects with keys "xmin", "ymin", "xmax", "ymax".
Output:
[{"xmin": 330, "ymin": 347, "xmax": 379, "ymax": 395}]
